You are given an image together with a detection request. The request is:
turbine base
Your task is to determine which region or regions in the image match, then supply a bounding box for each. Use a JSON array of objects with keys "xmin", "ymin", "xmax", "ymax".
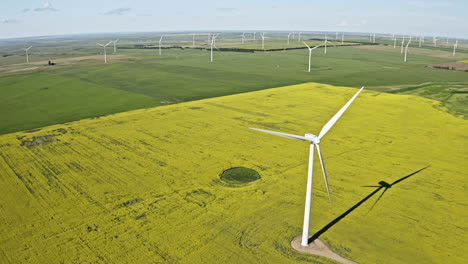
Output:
[{"xmin": 291, "ymin": 236, "xmax": 358, "ymax": 264}]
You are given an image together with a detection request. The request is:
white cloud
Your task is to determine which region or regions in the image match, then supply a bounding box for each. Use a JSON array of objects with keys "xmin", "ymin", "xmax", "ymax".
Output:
[
  {"xmin": 408, "ymin": 1, "xmax": 452, "ymax": 8},
  {"xmin": 34, "ymin": 2, "xmax": 58, "ymax": 12},
  {"xmin": 1, "ymin": 18, "xmax": 19, "ymax": 24},
  {"xmin": 338, "ymin": 19, "xmax": 349, "ymax": 26},
  {"xmin": 100, "ymin": 8, "xmax": 131, "ymax": 15}
]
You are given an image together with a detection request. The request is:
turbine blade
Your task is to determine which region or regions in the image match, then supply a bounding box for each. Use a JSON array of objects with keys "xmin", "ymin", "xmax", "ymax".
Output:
[
  {"xmin": 311, "ymin": 44, "xmax": 322, "ymax": 50},
  {"xmin": 303, "ymin": 42, "xmax": 311, "ymax": 49},
  {"xmin": 249, "ymin": 128, "xmax": 309, "ymax": 141},
  {"xmin": 318, "ymin": 87, "xmax": 365, "ymax": 139},
  {"xmin": 105, "ymin": 41, "xmax": 113, "ymax": 46},
  {"xmin": 316, "ymin": 144, "xmax": 332, "ymax": 204},
  {"xmin": 97, "ymin": 43, "xmax": 104, "ymax": 47}
]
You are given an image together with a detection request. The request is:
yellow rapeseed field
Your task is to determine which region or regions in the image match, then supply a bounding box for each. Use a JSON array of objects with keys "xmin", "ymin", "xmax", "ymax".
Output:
[{"xmin": 0, "ymin": 83, "xmax": 466, "ymax": 263}]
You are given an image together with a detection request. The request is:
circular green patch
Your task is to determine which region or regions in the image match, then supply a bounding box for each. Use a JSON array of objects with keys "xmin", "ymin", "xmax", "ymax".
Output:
[{"xmin": 220, "ymin": 167, "xmax": 261, "ymax": 185}]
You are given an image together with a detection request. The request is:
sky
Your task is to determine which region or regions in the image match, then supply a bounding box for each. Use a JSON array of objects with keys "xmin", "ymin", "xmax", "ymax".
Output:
[{"xmin": 1, "ymin": 0, "xmax": 467, "ymax": 39}]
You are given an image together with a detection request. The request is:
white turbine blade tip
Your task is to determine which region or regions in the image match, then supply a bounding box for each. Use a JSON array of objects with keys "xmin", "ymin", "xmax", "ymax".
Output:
[{"xmin": 249, "ymin": 127, "xmax": 308, "ymax": 141}]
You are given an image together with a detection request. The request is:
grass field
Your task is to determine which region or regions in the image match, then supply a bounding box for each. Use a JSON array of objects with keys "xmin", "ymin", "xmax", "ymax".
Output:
[
  {"xmin": 0, "ymin": 83, "xmax": 466, "ymax": 263},
  {"xmin": 1, "ymin": 45, "xmax": 467, "ymax": 134}
]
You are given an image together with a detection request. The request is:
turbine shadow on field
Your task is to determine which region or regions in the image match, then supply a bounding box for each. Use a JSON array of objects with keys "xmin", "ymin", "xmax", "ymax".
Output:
[{"xmin": 308, "ymin": 165, "xmax": 430, "ymax": 244}]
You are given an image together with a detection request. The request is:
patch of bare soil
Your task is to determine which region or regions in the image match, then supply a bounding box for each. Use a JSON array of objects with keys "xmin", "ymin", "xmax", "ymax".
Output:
[
  {"xmin": 291, "ymin": 236, "xmax": 358, "ymax": 264},
  {"xmin": 428, "ymin": 62, "xmax": 468, "ymax": 72},
  {"xmin": 29, "ymin": 55, "xmax": 134, "ymax": 65},
  {"xmin": 353, "ymin": 45, "xmax": 467, "ymax": 60}
]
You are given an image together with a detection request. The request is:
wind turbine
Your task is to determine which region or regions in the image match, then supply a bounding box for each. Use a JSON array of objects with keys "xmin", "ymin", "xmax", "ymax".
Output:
[
  {"xmin": 400, "ymin": 38, "xmax": 405, "ymax": 54},
  {"xmin": 158, "ymin": 35, "xmax": 164, "ymax": 56},
  {"xmin": 324, "ymin": 37, "xmax": 328, "ymax": 54},
  {"xmin": 253, "ymin": 32, "xmax": 256, "ymax": 41},
  {"xmin": 260, "ymin": 32, "xmax": 267, "ymax": 50},
  {"xmin": 241, "ymin": 32, "xmax": 246, "ymax": 44},
  {"xmin": 393, "ymin": 37, "xmax": 397, "ymax": 49},
  {"xmin": 298, "ymin": 32, "xmax": 302, "ymax": 42},
  {"xmin": 453, "ymin": 40, "xmax": 458, "ymax": 56},
  {"xmin": 210, "ymin": 34, "xmax": 218, "ymax": 63},
  {"xmin": 97, "ymin": 41, "xmax": 113, "ymax": 64},
  {"xmin": 24, "ymin": 46, "xmax": 32, "ymax": 63},
  {"xmin": 433, "ymin": 36, "xmax": 438, "ymax": 47},
  {"xmin": 250, "ymin": 86, "xmax": 365, "ymax": 247},
  {"xmin": 113, "ymin": 39, "xmax": 119, "ymax": 53},
  {"xmin": 404, "ymin": 40, "xmax": 411, "ymax": 62},
  {"xmin": 303, "ymin": 42, "xmax": 322, "ymax": 72},
  {"xmin": 288, "ymin": 32, "xmax": 292, "ymax": 45}
]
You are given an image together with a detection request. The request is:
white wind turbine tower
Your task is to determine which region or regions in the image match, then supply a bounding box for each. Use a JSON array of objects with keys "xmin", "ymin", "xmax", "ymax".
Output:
[
  {"xmin": 303, "ymin": 42, "xmax": 322, "ymax": 72},
  {"xmin": 260, "ymin": 32, "xmax": 267, "ymax": 50},
  {"xmin": 97, "ymin": 41, "xmax": 113, "ymax": 64},
  {"xmin": 433, "ymin": 36, "xmax": 438, "ymax": 47},
  {"xmin": 453, "ymin": 40, "xmax": 458, "ymax": 56},
  {"xmin": 113, "ymin": 39, "xmax": 119, "ymax": 53},
  {"xmin": 298, "ymin": 32, "xmax": 302, "ymax": 42},
  {"xmin": 241, "ymin": 32, "xmax": 246, "ymax": 44},
  {"xmin": 393, "ymin": 37, "xmax": 397, "ymax": 48},
  {"xmin": 373, "ymin": 33, "xmax": 376, "ymax": 43},
  {"xmin": 210, "ymin": 34, "xmax": 218, "ymax": 63},
  {"xmin": 288, "ymin": 32, "xmax": 292, "ymax": 45},
  {"xmin": 253, "ymin": 32, "xmax": 256, "ymax": 41},
  {"xmin": 250, "ymin": 87, "xmax": 365, "ymax": 246},
  {"xmin": 324, "ymin": 37, "xmax": 328, "ymax": 54},
  {"xmin": 400, "ymin": 38, "xmax": 405, "ymax": 54},
  {"xmin": 158, "ymin": 35, "xmax": 164, "ymax": 56},
  {"xmin": 24, "ymin": 46, "xmax": 32, "ymax": 63},
  {"xmin": 404, "ymin": 40, "xmax": 411, "ymax": 62}
]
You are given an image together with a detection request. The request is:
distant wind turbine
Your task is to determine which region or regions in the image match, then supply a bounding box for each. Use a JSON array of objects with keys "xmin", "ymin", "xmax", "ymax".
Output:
[
  {"xmin": 260, "ymin": 32, "xmax": 267, "ymax": 50},
  {"xmin": 303, "ymin": 42, "xmax": 322, "ymax": 72},
  {"xmin": 241, "ymin": 32, "xmax": 245, "ymax": 44},
  {"xmin": 113, "ymin": 39, "xmax": 119, "ymax": 53},
  {"xmin": 24, "ymin": 46, "xmax": 32, "ymax": 63},
  {"xmin": 288, "ymin": 32, "xmax": 292, "ymax": 45},
  {"xmin": 404, "ymin": 40, "xmax": 411, "ymax": 62},
  {"xmin": 393, "ymin": 37, "xmax": 397, "ymax": 49},
  {"xmin": 250, "ymin": 87, "xmax": 365, "ymax": 246},
  {"xmin": 400, "ymin": 38, "xmax": 405, "ymax": 54},
  {"xmin": 298, "ymin": 32, "xmax": 302, "ymax": 42},
  {"xmin": 210, "ymin": 34, "xmax": 218, "ymax": 63},
  {"xmin": 97, "ymin": 41, "xmax": 113, "ymax": 64},
  {"xmin": 433, "ymin": 36, "xmax": 438, "ymax": 47},
  {"xmin": 453, "ymin": 40, "xmax": 458, "ymax": 56},
  {"xmin": 159, "ymin": 35, "xmax": 164, "ymax": 56}
]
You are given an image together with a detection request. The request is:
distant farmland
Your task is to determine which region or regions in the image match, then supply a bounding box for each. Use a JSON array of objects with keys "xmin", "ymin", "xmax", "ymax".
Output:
[
  {"xmin": 0, "ymin": 83, "xmax": 465, "ymax": 263},
  {"xmin": 1, "ymin": 46, "xmax": 467, "ymax": 135}
]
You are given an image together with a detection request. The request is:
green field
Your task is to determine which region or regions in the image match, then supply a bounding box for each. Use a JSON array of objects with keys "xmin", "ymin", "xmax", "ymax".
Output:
[
  {"xmin": 1, "ymin": 45, "xmax": 467, "ymax": 134},
  {"xmin": 0, "ymin": 83, "xmax": 466, "ymax": 263}
]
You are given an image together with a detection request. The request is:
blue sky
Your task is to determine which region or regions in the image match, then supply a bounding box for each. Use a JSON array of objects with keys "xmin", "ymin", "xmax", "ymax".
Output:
[{"xmin": 1, "ymin": 0, "xmax": 467, "ymax": 39}]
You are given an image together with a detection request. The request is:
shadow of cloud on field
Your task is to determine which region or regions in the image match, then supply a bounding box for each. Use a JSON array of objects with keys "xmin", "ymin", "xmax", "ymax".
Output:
[{"xmin": 308, "ymin": 165, "xmax": 430, "ymax": 244}]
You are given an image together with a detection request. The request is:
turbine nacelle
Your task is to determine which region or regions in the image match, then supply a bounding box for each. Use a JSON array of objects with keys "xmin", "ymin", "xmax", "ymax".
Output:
[{"xmin": 305, "ymin": 133, "xmax": 320, "ymax": 144}]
